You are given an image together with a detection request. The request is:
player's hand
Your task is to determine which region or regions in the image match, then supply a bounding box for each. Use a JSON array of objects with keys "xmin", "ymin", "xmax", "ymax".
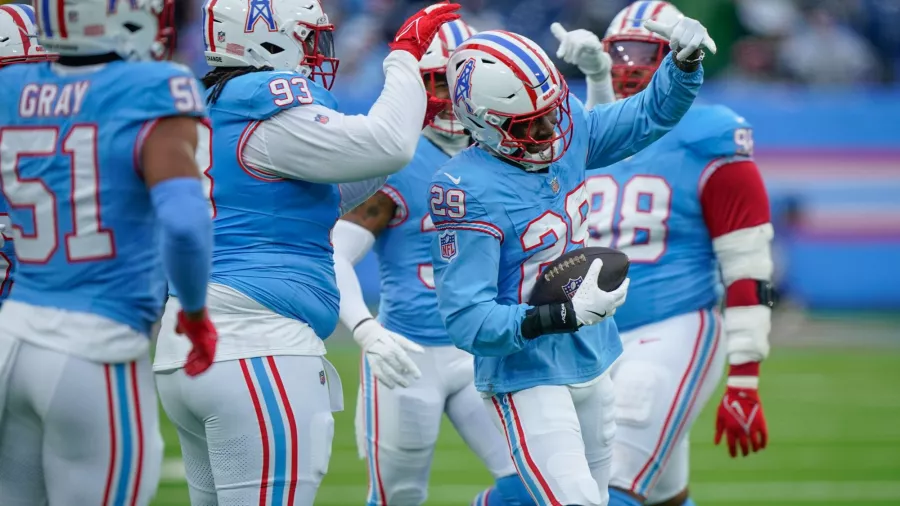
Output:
[
  {"xmin": 390, "ymin": 2, "xmax": 462, "ymax": 60},
  {"xmin": 175, "ymin": 309, "xmax": 218, "ymax": 377},
  {"xmin": 570, "ymin": 259, "xmax": 630, "ymax": 327},
  {"xmin": 354, "ymin": 319, "xmax": 424, "ymax": 389},
  {"xmin": 550, "ymin": 23, "xmax": 611, "ymax": 78},
  {"xmin": 715, "ymin": 364, "xmax": 768, "ymax": 457},
  {"xmin": 644, "ymin": 15, "xmax": 717, "ymax": 61},
  {"xmin": 423, "ymin": 94, "xmax": 448, "ymax": 129}
]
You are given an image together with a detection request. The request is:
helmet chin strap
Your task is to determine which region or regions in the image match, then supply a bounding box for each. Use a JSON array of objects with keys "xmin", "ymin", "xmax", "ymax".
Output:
[{"xmin": 423, "ymin": 126, "xmax": 471, "ymax": 157}]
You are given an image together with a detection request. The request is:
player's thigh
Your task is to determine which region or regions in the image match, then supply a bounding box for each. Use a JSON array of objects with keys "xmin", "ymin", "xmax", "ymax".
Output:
[
  {"xmin": 360, "ymin": 352, "xmax": 445, "ymax": 506},
  {"xmin": 645, "ymin": 437, "xmax": 689, "ymax": 505},
  {"xmin": 156, "ymin": 370, "xmax": 218, "ymax": 506},
  {"xmin": 0, "ymin": 338, "xmax": 47, "ymax": 505},
  {"xmin": 172, "ymin": 355, "xmax": 337, "ymax": 506},
  {"xmin": 487, "ymin": 386, "xmax": 604, "ymax": 506},
  {"xmin": 571, "ymin": 373, "xmax": 617, "ymax": 505},
  {"xmin": 442, "ymin": 347, "xmax": 516, "ymax": 480},
  {"xmin": 610, "ymin": 309, "xmax": 725, "ymax": 499},
  {"xmin": 35, "ymin": 350, "xmax": 163, "ymax": 506}
]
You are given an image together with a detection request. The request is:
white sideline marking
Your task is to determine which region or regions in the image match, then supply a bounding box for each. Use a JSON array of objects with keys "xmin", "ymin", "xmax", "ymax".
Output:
[{"xmin": 161, "ymin": 459, "xmax": 900, "ymax": 503}]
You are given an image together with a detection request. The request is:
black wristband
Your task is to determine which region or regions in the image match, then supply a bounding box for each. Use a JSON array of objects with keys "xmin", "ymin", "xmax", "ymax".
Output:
[
  {"xmin": 756, "ymin": 280, "xmax": 777, "ymax": 308},
  {"xmin": 352, "ymin": 317, "xmax": 374, "ymax": 333},
  {"xmin": 521, "ymin": 302, "xmax": 579, "ymax": 340},
  {"xmin": 674, "ymin": 49, "xmax": 704, "ymax": 73}
]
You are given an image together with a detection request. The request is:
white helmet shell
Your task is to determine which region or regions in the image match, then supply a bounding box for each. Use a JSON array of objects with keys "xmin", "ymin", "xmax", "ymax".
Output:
[
  {"xmin": 202, "ymin": 0, "xmax": 338, "ymax": 88},
  {"xmin": 0, "ymin": 4, "xmax": 55, "ymax": 66},
  {"xmin": 604, "ymin": 1, "xmax": 683, "ymax": 42},
  {"xmin": 447, "ymin": 30, "xmax": 573, "ymax": 170},
  {"xmin": 35, "ymin": 0, "xmax": 174, "ymax": 61},
  {"xmin": 420, "ymin": 20, "xmax": 477, "ymax": 139}
]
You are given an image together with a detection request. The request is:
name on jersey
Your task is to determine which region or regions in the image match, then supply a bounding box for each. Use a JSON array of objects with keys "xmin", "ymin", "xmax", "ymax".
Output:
[{"xmin": 18, "ymin": 81, "xmax": 90, "ymax": 118}]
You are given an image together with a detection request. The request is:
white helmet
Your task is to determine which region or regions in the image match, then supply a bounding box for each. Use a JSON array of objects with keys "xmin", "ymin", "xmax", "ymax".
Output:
[
  {"xmin": 420, "ymin": 19, "xmax": 477, "ymax": 138},
  {"xmin": 448, "ymin": 30, "xmax": 573, "ymax": 171},
  {"xmin": 603, "ymin": 1, "xmax": 683, "ymax": 98},
  {"xmin": 0, "ymin": 4, "xmax": 56, "ymax": 67},
  {"xmin": 35, "ymin": 0, "xmax": 175, "ymax": 61},
  {"xmin": 203, "ymin": 0, "xmax": 338, "ymax": 89}
]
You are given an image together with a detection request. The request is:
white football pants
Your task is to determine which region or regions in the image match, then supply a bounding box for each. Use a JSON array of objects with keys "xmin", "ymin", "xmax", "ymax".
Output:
[
  {"xmin": 484, "ymin": 372, "xmax": 617, "ymax": 506},
  {"xmin": 357, "ymin": 345, "xmax": 517, "ymax": 506},
  {"xmin": 156, "ymin": 355, "xmax": 342, "ymax": 506},
  {"xmin": 609, "ymin": 309, "xmax": 725, "ymax": 502},
  {"xmin": 0, "ymin": 337, "xmax": 163, "ymax": 505}
]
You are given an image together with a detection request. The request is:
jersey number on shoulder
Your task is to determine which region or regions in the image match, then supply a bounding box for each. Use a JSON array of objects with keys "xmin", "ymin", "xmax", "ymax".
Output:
[
  {"xmin": 269, "ymin": 77, "xmax": 314, "ymax": 107},
  {"xmin": 519, "ymin": 183, "xmax": 589, "ymax": 302},
  {"xmin": 0, "ymin": 126, "xmax": 115, "ymax": 264},
  {"xmin": 585, "ymin": 175, "xmax": 672, "ymax": 263}
]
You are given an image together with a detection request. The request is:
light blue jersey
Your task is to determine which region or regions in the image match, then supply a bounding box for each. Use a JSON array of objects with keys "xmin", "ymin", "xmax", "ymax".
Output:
[
  {"xmin": 429, "ymin": 55, "xmax": 702, "ymax": 393},
  {"xmin": 586, "ymin": 104, "xmax": 753, "ymax": 332},
  {"xmin": 206, "ymin": 71, "xmax": 343, "ymax": 339},
  {"xmin": 0, "ymin": 61, "xmax": 206, "ymax": 334},
  {"xmin": 0, "ymin": 203, "xmax": 15, "ymax": 302},
  {"xmin": 373, "ymin": 136, "xmax": 453, "ymax": 346}
]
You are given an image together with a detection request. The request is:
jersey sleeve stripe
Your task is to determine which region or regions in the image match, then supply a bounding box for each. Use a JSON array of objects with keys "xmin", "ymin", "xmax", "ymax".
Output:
[
  {"xmin": 131, "ymin": 119, "xmax": 160, "ymax": 178},
  {"xmin": 237, "ymin": 120, "xmax": 285, "ymax": 182},
  {"xmin": 434, "ymin": 220, "xmax": 504, "ymax": 242},
  {"xmin": 697, "ymin": 155, "xmax": 752, "ymax": 194},
  {"xmin": 377, "ymin": 184, "xmax": 408, "ymax": 228}
]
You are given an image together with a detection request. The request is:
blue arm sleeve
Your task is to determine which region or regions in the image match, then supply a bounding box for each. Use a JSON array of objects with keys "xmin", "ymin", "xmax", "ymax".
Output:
[
  {"xmin": 429, "ymin": 185, "xmax": 529, "ymax": 357},
  {"xmin": 585, "ymin": 53, "xmax": 703, "ymax": 168},
  {"xmin": 150, "ymin": 178, "xmax": 213, "ymax": 312}
]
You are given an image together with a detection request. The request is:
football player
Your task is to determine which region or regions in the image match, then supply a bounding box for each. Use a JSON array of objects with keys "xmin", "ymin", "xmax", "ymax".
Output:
[
  {"xmin": 582, "ymin": 3, "xmax": 774, "ymax": 506},
  {"xmin": 152, "ymin": 1, "xmax": 460, "ymax": 504},
  {"xmin": 429, "ymin": 19, "xmax": 715, "ymax": 506},
  {"xmin": 331, "ymin": 20, "xmax": 535, "ymax": 506},
  {"xmin": 0, "ymin": 3, "xmax": 57, "ymax": 305},
  {"xmin": 0, "ymin": 1, "xmax": 215, "ymax": 504}
]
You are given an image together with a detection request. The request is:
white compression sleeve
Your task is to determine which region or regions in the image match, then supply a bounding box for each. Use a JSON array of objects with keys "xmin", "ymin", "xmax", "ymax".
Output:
[
  {"xmin": 585, "ymin": 73, "xmax": 616, "ymax": 109},
  {"xmin": 333, "ymin": 219, "xmax": 377, "ymax": 330},
  {"xmin": 242, "ymin": 51, "xmax": 426, "ymax": 183}
]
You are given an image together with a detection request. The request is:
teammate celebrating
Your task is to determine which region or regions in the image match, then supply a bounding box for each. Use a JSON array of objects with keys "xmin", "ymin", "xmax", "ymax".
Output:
[
  {"xmin": 582, "ymin": 3, "xmax": 773, "ymax": 506},
  {"xmin": 0, "ymin": 3, "xmax": 57, "ymax": 304},
  {"xmin": 152, "ymin": 1, "xmax": 460, "ymax": 503},
  {"xmin": 331, "ymin": 20, "xmax": 534, "ymax": 506},
  {"xmin": 0, "ymin": 0, "xmax": 215, "ymax": 504},
  {"xmin": 429, "ymin": 19, "xmax": 715, "ymax": 506}
]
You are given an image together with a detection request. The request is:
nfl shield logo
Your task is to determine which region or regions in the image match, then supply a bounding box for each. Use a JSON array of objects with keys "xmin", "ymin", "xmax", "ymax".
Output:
[
  {"xmin": 549, "ymin": 177, "xmax": 560, "ymax": 194},
  {"xmin": 563, "ymin": 277, "xmax": 583, "ymax": 299},
  {"xmin": 217, "ymin": 31, "xmax": 226, "ymax": 43},
  {"xmin": 314, "ymin": 114, "xmax": 330, "ymax": 124},
  {"xmin": 439, "ymin": 231, "xmax": 458, "ymax": 262},
  {"xmin": 319, "ymin": 370, "xmax": 326, "ymax": 385}
]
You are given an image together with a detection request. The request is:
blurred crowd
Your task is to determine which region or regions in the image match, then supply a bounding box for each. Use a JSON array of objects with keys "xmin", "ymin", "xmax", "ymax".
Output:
[{"xmin": 6, "ymin": 0, "xmax": 900, "ymax": 86}]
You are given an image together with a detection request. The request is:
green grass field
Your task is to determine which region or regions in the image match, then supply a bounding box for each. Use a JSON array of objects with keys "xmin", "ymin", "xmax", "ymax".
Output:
[{"xmin": 150, "ymin": 345, "xmax": 900, "ymax": 505}]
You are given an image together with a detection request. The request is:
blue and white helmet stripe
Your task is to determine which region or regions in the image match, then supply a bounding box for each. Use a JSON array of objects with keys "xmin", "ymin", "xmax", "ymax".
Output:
[{"xmin": 465, "ymin": 32, "xmax": 553, "ymax": 94}]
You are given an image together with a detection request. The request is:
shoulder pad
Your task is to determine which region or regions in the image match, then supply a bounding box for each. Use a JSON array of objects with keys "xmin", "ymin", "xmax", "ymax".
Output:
[
  {"xmin": 209, "ymin": 71, "xmax": 338, "ymax": 120},
  {"xmin": 111, "ymin": 62, "xmax": 206, "ymax": 121},
  {"xmin": 679, "ymin": 104, "xmax": 754, "ymax": 159}
]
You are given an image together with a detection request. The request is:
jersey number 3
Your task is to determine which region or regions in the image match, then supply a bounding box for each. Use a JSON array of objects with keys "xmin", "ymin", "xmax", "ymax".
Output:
[{"xmin": 0, "ymin": 126, "xmax": 114, "ymax": 264}]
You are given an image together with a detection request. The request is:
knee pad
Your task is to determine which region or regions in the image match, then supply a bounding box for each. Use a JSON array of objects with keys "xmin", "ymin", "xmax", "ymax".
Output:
[
  {"xmin": 494, "ymin": 474, "xmax": 535, "ymax": 505},
  {"xmin": 612, "ymin": 361, "xmax": 666, "ymax": 428}
]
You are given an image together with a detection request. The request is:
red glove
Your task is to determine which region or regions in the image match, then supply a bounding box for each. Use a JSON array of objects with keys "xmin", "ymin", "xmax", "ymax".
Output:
[
  {"xmin": 176, "ymin": 310, "xmax": 218, "ymax": 377},
  {"xmin": 423, "ymin": 94, "xmax": 448, "ymax": 129},
  {"xmin": 390, "ymin": 2, "xmax": 461, "ymax": 60},
  {"xmin": 715, "ymin": 362, "xmax": 768, "ymax": 457}
]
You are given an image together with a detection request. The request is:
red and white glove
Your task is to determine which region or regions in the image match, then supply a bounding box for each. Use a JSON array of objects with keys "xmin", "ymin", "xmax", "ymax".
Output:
[
  {"xmin": 176, "ymin": 310, "xmax": 218, "ymax": 377},
  {"xmin": 715, "ymin": 362, "xmax": 768, "ymax": 457},
  {"xmin": 389, "ymin": 2, "xmax": 461, "ymax": 61},
  {"xmin": 422, "ymin": 94, "xmax": 447, "ymax": 129}
]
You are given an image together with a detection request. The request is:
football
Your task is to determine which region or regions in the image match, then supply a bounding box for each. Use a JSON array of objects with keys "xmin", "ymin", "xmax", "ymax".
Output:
[{"xmin": 528, "ymin": 247, "xmax": 630, "ymax": 306}]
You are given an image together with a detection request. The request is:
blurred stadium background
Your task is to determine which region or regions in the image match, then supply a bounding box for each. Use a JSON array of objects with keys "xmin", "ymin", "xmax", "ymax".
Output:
[{"xmin": 6, "ymin": 0, "xmax": 899, "ymax": 503}]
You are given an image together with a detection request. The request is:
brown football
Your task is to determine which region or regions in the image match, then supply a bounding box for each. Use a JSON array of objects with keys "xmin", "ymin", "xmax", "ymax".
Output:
[{"xmin": 527, "ymin": 247, "xmax": 630, "ymax": 306}]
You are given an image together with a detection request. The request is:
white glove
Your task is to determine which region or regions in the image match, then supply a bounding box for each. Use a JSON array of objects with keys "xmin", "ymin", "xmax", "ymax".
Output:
[
  {"xmin": 550, "ymin": 22, "xmax": 611, "ymax": 78},
  {"xmin": 644, "ymin": 15, "xmax": 717, "ymax": 61},
  {"xmin": 570, "ymin": 259, "xmax": 630, "ymax": 327},
  {"xmin": 354, "ymin": 319, "xmax": 424, "ymax": 389}
]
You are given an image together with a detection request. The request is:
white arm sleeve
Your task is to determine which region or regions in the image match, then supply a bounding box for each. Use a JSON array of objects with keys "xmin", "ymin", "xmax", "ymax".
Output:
[
  {"xmin": 333, "ymin": 219, "xmax": 377, "ymax": 331},
  {"xmin": 242, "ymin": 51, "xmax": 426, "ymax": 183},
  {"xmin": 713, "ymin": 223, "xmax": 775, "ymax": 365},
  {"xmin": 339, "ymin": 177, "xmax": 388, "ymax": 215},
  {"xmin": 585, "ymin": 73, "xmax": 616, "ymax": 109}
]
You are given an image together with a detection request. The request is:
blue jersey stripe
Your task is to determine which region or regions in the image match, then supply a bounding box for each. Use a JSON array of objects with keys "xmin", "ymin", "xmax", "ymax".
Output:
[
  {"xmin": 251, "ymin": 357, "xmax": 288, "ymax": 506},
  {"xmin": 469, "ymin": 33, "xmax": 550, "ymax": 93},
  {"xmin": 40, "ymin": 0, "xmax": 52, "ymax": 37},
  {"xmin": 632, "ymin": 1, "xmax": 652, "ymax": 27}
]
